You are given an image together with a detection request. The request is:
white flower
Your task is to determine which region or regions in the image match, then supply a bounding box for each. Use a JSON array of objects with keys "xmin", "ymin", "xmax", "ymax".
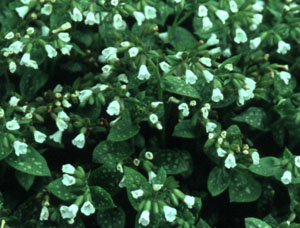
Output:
[
  {"xmin": 201, "ymin": 107, "xmax": 209, "ymax": 119},
  {"xmin": 144, "ymin": 6, "xmax": 157, "ymax": 19},
  {"xmin": 102, "ymin": 65, "xmax": 112, "ymax": 78},
  {"xmin": 153, "ymin": 184, "xmax": 163, "ymax": 191},
  {"xmin": 9, "ymin": 96, "xmax": 20, "ymax": 107},
  {"xmin": 118, "ymin": 175, "xmax": 126, "ymax": 188},
  {"xmin": 131, "ymin": 189, "xmax": 144, "ymax": 199},
  {"xmin": 234, "ymin": 28, "xmax": 248, "ymax": 44},
  {"xmin": 62, "ymin": 99, "xmax": 72, "ymax": 108},
  {"xmin": 16, "ymin": 6, "xmax": 29, "ymax": 19},
  {"xmin": 185, "ymin": 69, "xmax": 198, "ymax": 85},
  {"xmin": 149, "ymin": 113, "xmax": 159, "ymax": 124},
  {"xmin": 61, "ymin": 45, "xmax": 72, "ymax": 55},
  {"xmin": 20, "ymin": 53, "xmax": 38, "ymax": 69},
  {"xmin": 138, "ymin": 64, "xmax": 151, "ymax": 80},
  {"xmin": 40, "ymin": 206, "xmax": 49, "ymax": 221},
  {"xmin": 229, "ymin": 0, "xmax": 238, "ymax": 13},
  {"xmin": 41, "ymin": 3, "xmax": 52, "ymax": 15},
  {"xmin": 21, "ymin": 0, "xmax": 31, "ymax": 4},
  {"xmin": 34, "ymin": 130, "xmax": 47, "ymax": 143},
  {"xmin": 9, "ymin": 41, "xmax": 24, "ymax": 54},
  {"xmin": 281, "ymin": 170, "xmax": 292, "ymax": 185},
  {"xmin": 277, "ymin": 40, "xmax": 291, "ymax": 55},
  {"xmin": 238, "ymin": 88, "xmax": 254, "ymax": 105},
  {"xmin": 156, "ymin": 122, "xmax": 163, "ymax": 130},
  {"xmin": 203, "ymin": 70, "xmax": 214, "ymax": 83},
  {"xmin": 217, "ymin": 148, "xmax": 227, "ymax": 157},
  {"xmin": 224, "ymin": 154, "xmax": 237, "ymax": 169},
  {"xmin": 56, "ymin": 118, "xmax": 68, "ymax": 132},
  {"xmin": 163, "ymin": 206, "xmax": 177, "ymax": 222},
  {"xmin": 79, "ymin": 89, "xmax": 93, "ymax": 103},
  {"xmin": 84, "ymin": 12, "xmax": 99, "ymax": 25},
  {"xmin": 72, "ymin": 133, "xmax": 85, "ymax": 149},
  {"xmin": 295, "ymin": 156, "xmax": 300, "ymax": 168},
  {"xmin": 223, "ymin": 48, "xmax": 232, "ymax": 57},
  {"xmin": 5, "ymin": 32, "xmax": 14, "ymax": 40},
  {"xmin": 198, "ymin": 5, "xmax": 208, "ymax": 17},
  {"xmin": 101, "ymin": 47, "xmax": 119, "ymax": 62},
  {"xmin": 178, "ymin": 103, "xmax": 190, "ymax": 117},
  {"xmin": 9, "ymin": 61, "xmax": 17, "ymax": 73},
  {"xmin": 14, "ymin": 141, "xmax": 28, "ymax": 156},
  {"xmin": 202, "ymin": 16, "xmax": 213, "ymax": 31},
  {"xmin": 206, "ymin": 122, "xmax": 217, "ymax": 133},
  {"xmin": 128, "ymin": 47, "xmax": 139, "ymax": 58},
  {"xmin": 6, "ymin": 119, "xmax": 20, "ymax": 131},
  {"xmin": 58, "ymin": 32, "xmax": 71, "ymax": 42},
  {"xmin": 250, "ymin": 37, "xmax": 261, "ymax": 50},
  {"xmin": 278, "ymin": 71, "xmax": 291, "ymax": 85},
  {"xmin": 113, "ymin": 14, "xmax": 126, "ymax": 30},
  {"xmin": 252, "ymin": 1, "xmax": 264, "ymax": 12},
  {"xmin": 206, "ymin": 33, "xmax": 219, "ymax": 46},
  {"xmin": 215, "ymin": 10, "xmax": 229, "ymax": 24},
  {"xmin": 133, "ymin": 11, "xmax": 145, "ymax": 26},
  {"xmin": 80, "ymin": 201, "xmax": 95, "ymax": 216},
  {"xmin": 251, "ymin": 151, "xmax": 260, "ymax": 165},
  {"xmin": 138, "ymin": 210, "xmax": 150, "ymax": 226},
  {"xmin": 184, "ymin": 195, "xmax": 195, "ymax": 209},
  {"xmin": 208, "ymin": 47, "xmax": 221, "ymax": 55},
  {"xmin": 45, "ymin": 44, "xmax": 57, "ymax": 58},
  {"xmin": 60, "ymin": 204, "xmax": 79, "ymax": 220},
  {"xmin": 175, "ymin": 51, "xmax": 183, "ymax": 59},
  {"xmin": 251, "ymin": 14, "xmax": 263, "ymax": 26},
  {"xmin": 211, "ymin": 88, "xmax": 224, "ymax": 102},
  {"xmin": 70, "ymin": 8, "xmax": 83, "ymax": 22},
  {"xmin": 106, "ymin": 101, "xmax": 120, "ymax": 116},
  {"xmin": 151, "ymin": 101, "xmax": 163, "ymax": 109},
  {"xmin": 244, "ymin": 77, "xmax": 256, "ymax": 91},
  {"xmin": 121, "ymin": 41, "xmax": 130, "ymax": 47},
  {"xmin": 199, "ymin": 57, "xmax": 212, "ymax": 67},
  {"xmin": 159, "ymin": 61, "xmax": 171, "ymax": 73},
  {"xmin": 57, "ymin": 111, "xmax": 70, "ymax": 122},
  {"xmin": 62, "ymin": 174, "xmax": 76, "ymax": 186},
  {"xmin": 41, "ymin": 26, "xmax": 50, "ymax": 36},
  {"xmin": 62, "ymin": 164, "xmax": 76, "ymax": 174},
  {"xmin": 49, "ymin": 130, "xmax": 63, "ymax": 144},
  {"xmin": 148, "ymin": 171, "xmax": 157, "ymax": 184}
]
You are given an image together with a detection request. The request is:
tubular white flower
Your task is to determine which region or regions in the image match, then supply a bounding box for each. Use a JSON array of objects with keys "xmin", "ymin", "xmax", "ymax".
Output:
[
  {"xmin": 251, "ymin": 14, "xmax": 263, "ymax": 26},
  {"xmin": 40, "ymin": 206, "xmax": 49, "ymax": 221},
  {"xmin": 57, "ymin": 111, "xmax": 70, "ymax": 122},
  {"xmin": 149, "ymin": 113, "xmax": 159, "ymax": 124},
  {"xmin": 217, "ymin": 148, "xmax": 227, "ymax": 157},
  {"xmin": 281, "ymin": 170, "xmax": 292, "ymax": 185},
  {"xmin": 102, "ymin": 65, "xmax": 112, "ymax": 78},
  {"xmin": 178, "ymin": 103, "xmax": 190, "ymax": 117},
  {"xmin": 101, "ymin": 47, "xmax": 118, "ymax": 62},
  {"xmin": 49, "ymin": 130, "xmax": 63, "ymax": 144},
  {"xmin": 118, "ymin": 175, "xmax": 126, "ymax": 188},
  {"xmin": 34, "ymin": 130, "xmax": 47, "ymax": 143},
  {"xmin": 163, "ymin": 206, "xmax": 177, "ymax": 222},
  {"xmin": 153, "ymin": 184, "xmax": 163, "ymax": 191},
  {"xmin": 41, "ymin": 26, "xmax": 50, "ymax": 36},
  {"xmin": 203, "ymin": 70, "xmax": 214, "ymax": 83},
  {"xmin": 16, "ymin": 6, "xmax": 29, "ymax": 19},
  {"xmin": 159, "ymin": 61, "xmax": 171, "ymax": 73},
  {"xmin": 137, "ymin": 64, "xmax": 151, "ymax": 80},
  {"xmin": 79, "ymin": 89, "xmax": 93, "ymax": 103},
  {"xmin": 244, "ymin": 77, "xmax": 256, "ymax": 91},
  {"xmin": 201, "ymin": 107, "xmax": 209, "ymax": 119},
  {"xmin": 62, "ymin": 174, "xmax": 76, "ymax": 186},
  {"xmin": 133, "ymin": 11, "xmax": 145, "ymax": 26},
  {"xmin": 58, "ymin": 32, "xmax": 71, "ymax": 42},
  {"xmin": 113, "ymin": 14, "xmax": 126, "ymax": 30},
  {"xmin": 277, "ymin": 40, "xmax": 291, "ymax": 55},
  {"xmin": 41, "ymin": 3, "xmax": 52, "ymax": 15},
  {"xmin": 9, "ymin": 61, "xmax": 17, "ymax": 73},
  {"xmin": 211, "ymin": 88, "xmax": 224, "ymax": 102},
  {"xmin": 61, "ymin": 44, "xmax": 72, "ymax": 55},
  {"xmin": 9, "ymin": 41, "xmax": 24, "ymax": 54},
  {"xmin": 26, "ymin": 27, "xmax": 34, "ymax": 35},
  {"xmin": 111, "ymin": 0, "xmax": 119, "ymax": 6},
  {"xmin": 84, "ymin": 12, "xmax": 99, "ymax": 25},
  {"xmin": 9, "ymin": 96, "xmax": 20, "ymax": 107},
  {"xmin": 80, "ymin": 201, "xmax": 95, "ymax": 216},
  {"xmin": 70, "ymin": 8, "xmax": 83, "ymax": 22},
  {"xmin": 138, "ymin": 210, "xmax": 150, "ymax": 226},
  {"xmin": 120, "ymin": 41, "xmax": 130, "ymax": 47},
  {"xmin": 234, "ymin": 28, "xmax": 248, "ymax": 44},
  {"xmin": 185, "ymin": 69, "xmax": 198, "ymax": 85},
  {"xmin": 14, "ymin": 141, "xmax": 28, "ymax": 156},
  {"xmin": 208, "ymin": 47, "xmax": 221, "ymax": 55},
  {"xmin": 131, "ymin": 189, "xmax": 144, "ymax": 199},
  {"xmin": 128, "ymin": 47, "xmax": 139, "ymax": 58},
  {"xmin": 144, "ymin": 6, "xmax": 157, "ymax": 19},
  {"xmin": 206, "ymin": 122, "xmax": 217, "ymax": 133},
  {"xmin": 238, "ymin": 88, "xmax": 254, "ymax": 105},
  {"xmin": 20, "ymin": 53, "xmax": 38, "ymax": 69},
  {"xmin": 56, "ymin": 118, "xmax": 68, "ymax": 131},
  {"xmin": 148, "ymin": 171, "xmax": 157, "ymax": 184},
  {"xmin": 72, "ymin": 133, "xmax": 85, "ymax": 149},
  {"xmin": 250, "ymin": 37, "xmax": 261, "ymax": 50},
  {"xmin": 184, "ymin": 195, "xmax": 195, "ymax": 209},
  {"xmin": 62, "ymin": 99, "xmax": 72, "ymax": 108},
  {"xmin": 215, "ymin": 10, "xmax": 229, "ymax": 24},
  {"xmin": 5, "ymin": 32, "xmax": 14, "ymax": 40},
  {"xmin": 151, "ymin": 101, "xmax": 163, "ymax": 109},
  {"xmin": 206, "ymin": 33, "xmax": 219, "ymax": 46},
  {"xmin": 251, "ymin": 151, "xmax": 260, "ymax": 165},
  {"xmin": 202, "ymin": 16, "xmax": 213, "ymax": 31},
  {"xmin": 198, "ymin": 5, "xmax": 208, "ymax": 17},
  {"xmin": 252, "ymin": 0, "xmax": 264, "ymax": 12},
  {"xmin": 278, "ymin": 71, "xmax": 291, "ymax": 85},
  {"xmin": 6, "ymin": 119, "xmax": 20, "ymax": 130},
  {"xmin": 60, "ymin": 204, "xmax": 79, "ymax": 220},
  {"xmin": 45, "ymin": 44, "xmax": 57, "ymax": 58},
  {"xmin": 62, "ymin": 164, "xmax": 76, "ymax": 174},
  {"xmin": 295, "ymin": 156, "xmax": 300, "ymax": 168},
  {"xmin": 224, "ymin": 154, "xmax": 237, "ymax": 169},
  {"xmin": 199, "ymin": 57, "xmax": 212, "ymax": 67},
  {"xmin": 223, "ymin": 48, "xmax": 232, "ymax": 57},
  {"xmin": 229, "ymin": 0, "xmax": 238, "ymax": 13},
  {"xmin": 106, "ymin": 101, "xmax": 120, "ymax": 116}
]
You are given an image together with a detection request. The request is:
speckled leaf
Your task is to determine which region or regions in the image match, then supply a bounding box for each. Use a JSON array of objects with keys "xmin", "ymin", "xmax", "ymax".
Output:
[
  {"xmin": 15, "ymin": 170, "xmax": 35, "ymax": 191},
  {"xmin": 207, "ymin": 167, "xmax": 230, "ymax": 197},
  {"xmin": 152, "ymin": 149, "xmax": 192, "ymax": 175},
  {"xmin": 90, "ymin": 186, "xmax": 116, "ymax": 210},
  {"xmin": 168, "ymin": 26, "xmax": 197, "ymax": 51},
  {"xmin": 47, "ymin": 178, "xmax": 84, "ymax": 201},
  {"xmin": 161, "ymin": 76, "xmax": 200, "ymax": 99},
  {"xmin": 245, "ymin": 218, "xmax": 271, "ymax": 228},
  {"xmin": 0, "ymin": 133, "xmax": 13, "ymax": 160},
  {"xmin": 229, "ymin": 171, "xmax": 262, "ymax": 203},
  {"xmin": 107, "ymin": 117, "xmax": 140, "ymax": 142},
  {"xmin": 97, "ymin": 207, "xmax": 126, "ymax": 228},
  {"xmin": 93, "ymin": 140, "xmax": 132, "ymax": 167},
  {"xmin": 172, "ymin": 119, "xmax": 196, "ymax": 138},
  {"xmin": 124, "ymin": 166, "xmax": 152, "ymax": 210},
  {"xmin": 232, "ymin": 107, "xmax": 269, "ymax": 131},
  {"xmin": 88, "ymin": 165, "xmax": 123, "ymax": 196},
  {"xmin": 249, "ymin": 157, "xmax": 281, "ymax": 177},
  {"xmin": 5, "ymin": 146, "xmax": 51, "ymax": 176},
  {"xmin": 154, "ymin": 1, "xmax": 174, "ymax": 26},
  {"xmin": 274, "ymin": 71, "xmax": 296, "ymax": 96}
]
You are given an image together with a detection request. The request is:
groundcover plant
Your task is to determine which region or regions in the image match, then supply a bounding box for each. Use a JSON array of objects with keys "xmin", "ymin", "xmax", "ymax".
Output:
[{"xmin": 1, "ymin": 0, "xmax": 300, "ymax": 227}]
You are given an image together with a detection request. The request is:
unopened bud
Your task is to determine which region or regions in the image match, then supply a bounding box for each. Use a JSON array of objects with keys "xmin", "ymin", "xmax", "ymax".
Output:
[{"xmin": 133, "ymin": 158, "xmax": 140, "ymax": 166}]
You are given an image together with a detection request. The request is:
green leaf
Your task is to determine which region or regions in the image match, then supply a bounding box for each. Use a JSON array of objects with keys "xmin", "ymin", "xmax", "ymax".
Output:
[
  {"xmin": 96, "ymin": 207, "xmax": 126, "ymax": 228},
  {"xmin": 47, "ymin": 178, "xmax": 84, "ymax": 201},
  {"xmin": 232, "ymin": 107, "xmax": 269, "ymax": 131},
  {"xmin": 249, "ymin": 157, "xmax": 281, "ymax": 177},
  {"xmin": 90, "ymin": 186, "xmax": 116, "ymax": 210},
  {"xmin": 154, "ymin": 1, "xmax": 174, "ymax": 26},
  {"xmin": 15, "ymin": 171, "xmax": 35, "ymax": 191},
  {"xmin": 5, "ymin": 146, "xmax": 51, "ymax": 176},
  {"xmin": 229, "ymin": 171, "xmax": 262, "ymax": 203},
  {"xmin": 196, "ymin": 218, "xmax": 211, "ymax": 228},
  {"xmin": 19, "ymin": 70, "xmax": 48, "ymax": 101},
  {"xmin": 0, "ymin": 133, "xmax": 13, "ymax": 160},
  {"xmin": 274, "ymin": 74, "xmax": 296, "ymax": 96},
  {"xmin": 152, "ymin": 167, "xmax": 167, "ymax": 186},
  {"xmin": 93, "ymin": 140, "xmax": 132, "ymax": 167},
  {"xmin": 161, "ymin": 76, "xmax": 200, "ymax": 99},
  {"xmin": 245, "ymin": 217, "xmax": 271, "ymax": 228},
  {"xmin": 172, "ymin": 120, "xmax": 196, "ymax": 138},
  {"xmin": 168, "ymin": 26, "xmax": 197, "ymax": 51},
  {"xmin": 124, "ymin": 167, "xmax": 151, "ymax": 210},
  {"xmin": 207, "ymin": 167, "xmax": 230, "ymax": 197},
  {"xmin": 107, "ymin": 116, "xmax": 140, "ymax": 142},
  {"xmin": 152, "ymin": 149, "xmax": 192, "ymax": 175}
]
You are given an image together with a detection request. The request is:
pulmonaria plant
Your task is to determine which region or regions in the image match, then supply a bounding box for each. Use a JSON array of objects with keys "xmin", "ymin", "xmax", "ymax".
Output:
[{"xmin": 1, "ymin": 0, "xmax": 300, "ymax": 228}]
